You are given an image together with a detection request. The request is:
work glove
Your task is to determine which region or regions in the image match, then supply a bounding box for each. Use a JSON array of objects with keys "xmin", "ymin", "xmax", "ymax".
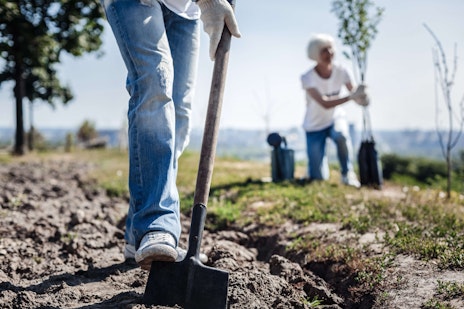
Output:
[
  {"xmin": 355, "ymin": 94, "xmax": 370, "ymax": 107},
  {"xmin": 196, "ymin": 0, "xmax": 241, "ymax": 60},
  {"xmin": 349, "ymin": 84, "xmax": 370, "ymax": 106}
]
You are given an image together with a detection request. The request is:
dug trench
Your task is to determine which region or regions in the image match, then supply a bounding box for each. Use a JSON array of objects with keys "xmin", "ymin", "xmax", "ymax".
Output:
[{"xmin": 0, "ymin": 159, "xmax": 379, "ymax": 308}]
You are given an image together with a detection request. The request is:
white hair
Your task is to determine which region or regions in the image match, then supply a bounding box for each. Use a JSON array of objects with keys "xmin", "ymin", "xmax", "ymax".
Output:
[{"xmin": 307, "ymin": 34, "xmax": 335, "ymax": 62}]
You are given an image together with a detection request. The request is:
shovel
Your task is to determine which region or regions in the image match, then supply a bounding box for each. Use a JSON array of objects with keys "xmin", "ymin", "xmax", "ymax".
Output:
[{"xmin": 142, "ymin": 1, "xmax": 236, "ymax": 308}]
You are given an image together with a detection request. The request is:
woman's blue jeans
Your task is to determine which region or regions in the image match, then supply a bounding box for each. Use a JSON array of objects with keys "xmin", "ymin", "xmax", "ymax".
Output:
[
  {"xmin": 305, "ymin": 119, "xmax": 355, "ymax": 180},
  {"xmin": 101, "ymin": 0, "xmax": 200, "ymax": 248}
]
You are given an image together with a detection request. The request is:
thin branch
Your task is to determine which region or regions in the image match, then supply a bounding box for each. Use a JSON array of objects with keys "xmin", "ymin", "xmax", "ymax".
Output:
[
  {"xmin": 432, "ymin": 49, "xmax": 448, "ymax": 105},
  {"xmin": 450, "ymin": 43, "xmax": 458, "ymax": 87},
  {"xmin": 424, "ymin": 24, "xmax": 450, "ymax": 86},
  {"xmin": 434, "ymin": 60, "xmax": 446, "ymax": 158}
]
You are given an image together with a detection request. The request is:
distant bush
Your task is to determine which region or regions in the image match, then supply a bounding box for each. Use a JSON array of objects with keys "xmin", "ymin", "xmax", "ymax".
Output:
[
  {"xmin": 65, "ymin": 133, "xmax": 74, "ymax": 153},
  {"xmin": 26, "ymin": 129, "xmax": 51, "ymax": 152},
  {"xmin": 454, "ymin": 150, "xmax": 464, "ymax": 177},
  {"xmin": 381, "ymin": 154, "xmax": 447, "ymax": 184},
  {"xmin": 77, "ymin": 120, "xmax": 98, "ymax": 143},
  {"xmin": 382, "ymin": 154, "xmax": 410, "ymax": 179},
  {"xmin": 414, "ymin": 158, "xmax": 448, "ymax": 183}
]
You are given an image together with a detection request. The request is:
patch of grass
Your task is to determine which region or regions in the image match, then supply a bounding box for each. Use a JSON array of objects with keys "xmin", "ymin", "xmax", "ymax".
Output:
[
  {"xmin": 355, "ymin": 254, "xmax": 395, "ymax": 291},
  {"xmin": 390, "ymin": 173, "xmax": 425, "ymax": 187},
  {"xmin": 422, "ymin": 280, "xmax": 464, "ymax": 309},
  {"xmin": 343, "ymin": 214, "xmax": 371, "ymax": 234},
  {"xmin": 206, "ymin": 200, "xmax": 245, "ymax": 231},
  {"xmin": 384, "ymin": 200, "xmax": 464, "ymax": 269},
  {"xmin": 67, "ymin": 149, "xmax": 463, "ymax": 273},
  {"xmin": 80, "ymin": 149, "xmax": 129, "ymax": 197},
  {"xmin": 305, "ymin": 296, "xmax": 322, "ymax": 307},
  {"xmin": 323, "ymin": 243, "xmax": 359, "ymax": 263},
  {"xmin": 289, "ymin": 233, "xmax": 394, "ymax": 293},
  {"xmin": 207, "ymin": 180, "xmax": 353, "ymax": 227},
  {"xmin": 343, "ymin": 198, "xmax": 398, "ymax": 234},
  {"xmin": 436, "ymin": 280, "xmax": 464, "ymax": 299},
  {"xmin": 0, "ymin": 153, "xmax": 11, "ymax": 164},
  {"xmin": 286, "ymin": 235, "xmax": 317, "ymax": 252},
  {"xmin": 423, "ymin": 299, "xmax": 455, "ymax": 309},
  {"xmin": 178, "ymin": 152, "xmax": 270, "ymax": 214},
  {"xmin": 385, "ymin": 226, "xmax": 464, "ymax": 269},
  {"xmin": 291, "ymin": 233, "xmax": 362, "ymax": 265}
]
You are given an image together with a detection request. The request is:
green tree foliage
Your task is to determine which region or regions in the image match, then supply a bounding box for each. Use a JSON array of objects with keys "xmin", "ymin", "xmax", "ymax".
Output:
[
  {"xmin": 0, "ymin": 0, "xmax": 105, "ymax": 155},
  {"xmin": 77, "ymin": 119, "xmax": 97, "ymax": 143},
  {"xmin": 331, "ymin": 0, "xmax": 384, "ymax": 83}
]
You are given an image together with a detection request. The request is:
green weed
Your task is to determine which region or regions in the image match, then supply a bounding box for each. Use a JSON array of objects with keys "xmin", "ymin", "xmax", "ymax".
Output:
[
  {"xmin": 422, "ymin": 280, "xmax": 464, "ymax": 309},
  {"xmin": 436, "ymin": 280, "xmax": 464, "ymax": 299},
  {"xmin": 423, "ymin": 299, "xmax": 455, "ymax": 309}
]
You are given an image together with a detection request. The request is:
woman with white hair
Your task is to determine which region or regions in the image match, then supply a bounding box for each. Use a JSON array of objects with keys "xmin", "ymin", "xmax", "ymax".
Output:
[{"xmin": 301, "ymin": 33, "xmax": 368, "ymax": 187}]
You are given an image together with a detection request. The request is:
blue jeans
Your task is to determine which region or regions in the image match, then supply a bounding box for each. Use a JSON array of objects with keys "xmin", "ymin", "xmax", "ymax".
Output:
[
  {"xmin": 305, "ymin": 119, "xmax": 355, "ymax": 180},
  {"xmin": 101, "ymin": 0, "xmax": 200, "ymax": 248}
]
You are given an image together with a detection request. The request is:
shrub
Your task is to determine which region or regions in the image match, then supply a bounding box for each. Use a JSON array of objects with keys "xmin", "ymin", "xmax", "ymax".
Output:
[{"xmin": 381, "ymin": 154, "xmax": 447, "ymax": 184}]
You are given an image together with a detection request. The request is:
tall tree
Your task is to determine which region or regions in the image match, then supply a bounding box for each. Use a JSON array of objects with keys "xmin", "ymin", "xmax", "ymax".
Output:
[
  {"xmin": 0, "ymin": 0, "xmax": 105, "ymax": 155},
  {"xmin": 331, "ymin": 0, "xmax": 384, "ymax": 83}
]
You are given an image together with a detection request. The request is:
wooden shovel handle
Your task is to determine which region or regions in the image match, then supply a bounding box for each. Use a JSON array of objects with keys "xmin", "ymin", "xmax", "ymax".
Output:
[
  {"xmin": 187, "ymin": 0, "xmax": 237, "ymax": 261},
  {"xmin": 193, "ymin": 3, "xmax": 235, "ymax": 206}
]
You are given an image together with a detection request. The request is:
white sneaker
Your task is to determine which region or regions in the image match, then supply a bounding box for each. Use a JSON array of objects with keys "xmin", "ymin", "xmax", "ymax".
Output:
[
  {"xmin": 125, "ymin": 238, "xmax": 208, "ymax": 269},
  {"xmin": 135, "ymin": 232, "xmax": 178, "ymax": 270},
  {"xmin": 342, "ymin": 171, "xmax": 361, "ymax": 188}
]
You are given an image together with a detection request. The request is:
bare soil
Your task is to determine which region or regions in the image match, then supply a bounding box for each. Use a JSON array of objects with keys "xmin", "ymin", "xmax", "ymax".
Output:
[{"xmin": 0, "ymin": 159, "xmax": 463, "ymax": 308}]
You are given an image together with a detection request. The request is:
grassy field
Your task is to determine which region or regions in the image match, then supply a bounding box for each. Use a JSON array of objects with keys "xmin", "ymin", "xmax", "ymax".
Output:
[{"xmin": 3, "ymin": 148, "xmax": 464, "ymax": 307}]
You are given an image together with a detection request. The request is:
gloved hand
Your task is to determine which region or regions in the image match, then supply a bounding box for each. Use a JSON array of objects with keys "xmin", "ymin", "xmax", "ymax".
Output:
[
  {"xmin": 196, "ymin": 0, "xmax": 241, "ymax": 60},
  {"xmin": 350, "ymin": 84, "xmax": 371, "ymax": 106},
  {"xmin": 349, "ymin": 84, "xmax": 366, "ymax": 101},
  {"xmin": 355, "ymin": 94, "xmax": 370, "ymax": 107}
]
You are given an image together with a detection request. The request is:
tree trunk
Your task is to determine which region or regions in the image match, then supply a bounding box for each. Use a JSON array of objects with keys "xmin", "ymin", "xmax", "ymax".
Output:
[
  {"xmin": 28, "ymin": 101, "xmax": 34, "ymax": 151},
  {"xmin": 13, "ymin": 74, "xmax": 25, "ymax": 156},
  {"xmin": 447, "ymin": 151, "xmax": 451, "ymax": 199},
  {"xmin": 28, "ymin": 126, "xmax": 35, "ymax": 151},
  {"xmin": 12, "ymin": 26, "xmax": 25, "ymax": 156}
]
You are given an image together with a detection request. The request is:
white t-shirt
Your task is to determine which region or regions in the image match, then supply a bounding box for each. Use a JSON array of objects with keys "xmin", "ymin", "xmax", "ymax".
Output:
[
  {"xmin": 301, "ymin": 64, "xmax": 351, "ymax": 132},
  {"xmin": 160, "ymin": 0, "xmax": 200, "ymax": 19}
]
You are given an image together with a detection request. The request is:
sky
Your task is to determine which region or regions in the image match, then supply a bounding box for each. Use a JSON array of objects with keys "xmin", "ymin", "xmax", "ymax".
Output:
[{"xmin": 1, "ymin": 0, "xmax": 464, "ymax": 133}]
